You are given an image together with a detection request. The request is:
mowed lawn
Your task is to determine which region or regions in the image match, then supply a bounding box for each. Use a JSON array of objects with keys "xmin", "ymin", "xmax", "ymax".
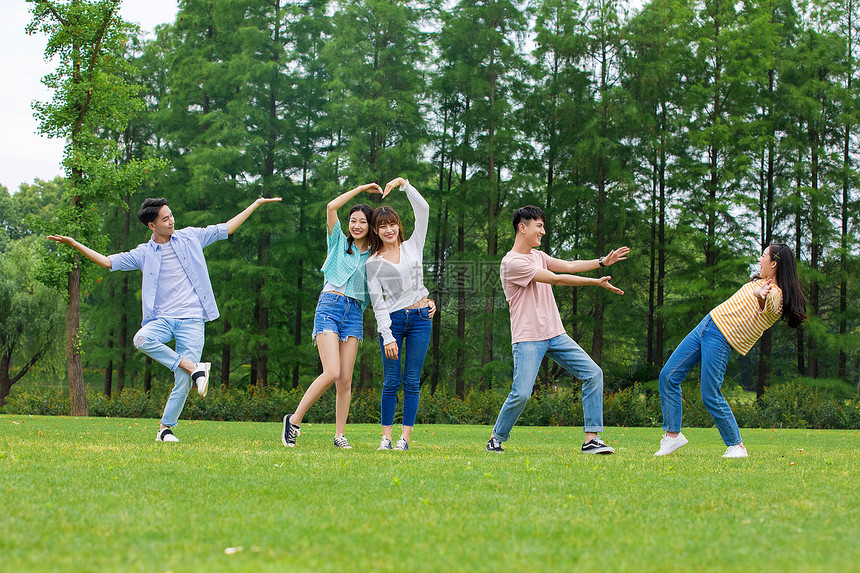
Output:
[{"xmin": 2, "ymin": 415, "xmax": 858, "ymax": 572}]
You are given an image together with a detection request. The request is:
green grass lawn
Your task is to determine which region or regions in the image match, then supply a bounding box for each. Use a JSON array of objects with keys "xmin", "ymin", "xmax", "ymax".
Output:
[{"xmin": 2, "ymin": 416, "xmax": 858, "ymax": 572}]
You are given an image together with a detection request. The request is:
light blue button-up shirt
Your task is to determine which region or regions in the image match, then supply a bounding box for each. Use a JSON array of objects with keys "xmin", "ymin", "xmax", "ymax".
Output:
[{"xmin": 108, "ymin": 223, "xmax": 229, "ymax": 326}]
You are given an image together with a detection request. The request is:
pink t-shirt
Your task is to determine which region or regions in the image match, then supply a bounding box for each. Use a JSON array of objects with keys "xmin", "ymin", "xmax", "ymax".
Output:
[{"xmin": 500, "ymin": 249, "xmax": 566, "ymax": 343}]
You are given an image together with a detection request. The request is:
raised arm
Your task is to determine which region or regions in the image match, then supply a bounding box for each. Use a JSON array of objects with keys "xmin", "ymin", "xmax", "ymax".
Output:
[
  {"xmin": 47, "ymin": 235, "xmax": 112, "ymax": 269},
  {"xmin": 532, "ymin": 268, "xmax": 624, "ymax": 295},
  {"xmin": 384, "ymin": 177, "xmax": 429, "ymax": 248},
  {"xmin": 225, "ymin": 197, "xmax": 282, "ymax": 235},
  {"xmin": 547, "ymin": 246, "xmax": 630, "ymax": 274},
  {"xmin": 326, "ymin": 183, "xmax": 382, "ymax": 233}
]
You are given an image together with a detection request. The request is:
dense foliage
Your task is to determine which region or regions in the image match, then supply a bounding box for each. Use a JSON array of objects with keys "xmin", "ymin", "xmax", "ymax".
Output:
[
  {"xmin": 3, "ymin": 381, "xmax": 859, "ymax": 430},
  {"xmin": 2, "ymin": 0, "xmax": 859, "ymax": 407}
]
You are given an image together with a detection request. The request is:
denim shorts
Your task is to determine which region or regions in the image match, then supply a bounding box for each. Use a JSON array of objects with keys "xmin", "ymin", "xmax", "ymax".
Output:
[{"xmin": 311, "ymin": 291, "xmax": 364, "ymax": 344}]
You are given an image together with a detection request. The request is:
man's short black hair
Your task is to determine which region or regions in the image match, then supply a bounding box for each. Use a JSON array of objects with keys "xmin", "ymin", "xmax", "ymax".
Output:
[
  {"xmin": 138, "ymin": 198, "xmax": 168, "ymax": 226},
  {"xmin": 512, "ymin": 205, "xmax": 545, "ymax": 233}
]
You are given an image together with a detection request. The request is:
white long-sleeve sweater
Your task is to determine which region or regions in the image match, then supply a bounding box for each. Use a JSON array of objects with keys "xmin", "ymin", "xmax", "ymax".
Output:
[{"xmin": 365, "ymin": 181, "xmax": 430, "ymax": 345}]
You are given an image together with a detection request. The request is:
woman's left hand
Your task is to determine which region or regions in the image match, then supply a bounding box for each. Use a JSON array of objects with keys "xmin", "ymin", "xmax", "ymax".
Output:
[
  {"xmin": 754, "ymin": 278, "xmax": 773, "ymax": 301},
  {"xmin": 254, "ymin": 197, "xmax": 283, "ymax": 206},
  {"xmin": 428, "ymin": 299, "xmax": 436, "ymax": 318},
  {"xmin": 384, "ymin": 341, "xmax": 399, "ymax": 360},
  {"xmin": 383, "ymin": 177, "xmax": 407, "ymax": 198}
]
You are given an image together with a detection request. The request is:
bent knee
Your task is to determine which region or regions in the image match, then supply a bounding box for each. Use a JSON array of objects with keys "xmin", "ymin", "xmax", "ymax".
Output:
[{"xmin": 133, "ymin": 331, "xmax": 149, "ymax": 350}]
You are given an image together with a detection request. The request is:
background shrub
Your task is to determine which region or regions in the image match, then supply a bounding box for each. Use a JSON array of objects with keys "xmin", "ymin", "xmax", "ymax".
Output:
[{"xmin": 4, "ymin": 381, "xmax": 859, "ymax": 429}]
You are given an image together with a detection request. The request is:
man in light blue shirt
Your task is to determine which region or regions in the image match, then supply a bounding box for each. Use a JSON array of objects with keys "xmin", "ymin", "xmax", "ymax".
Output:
[{"xmin": 48, "ymin": 196, "xmax": 281, "ymax": 442}]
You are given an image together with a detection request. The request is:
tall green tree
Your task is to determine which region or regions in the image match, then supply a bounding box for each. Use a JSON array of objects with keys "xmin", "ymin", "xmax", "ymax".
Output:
[
  {"xmin": 0, "ymin": 239, "xmax": 65, "ymax": 406},
  {"xmin": 623, "ymin": 0, "xmax": 693, "ymax": 371},
  {"xmin": 322, "ymin": 0, "xmax": 430, "ymax": 387},
  {"xmin": 27, "ymin": 0, "xmax": 162, "ymax": 415},
  {"xmin": 574, "ymin": 0, "xmax": 633, "ymax": 364}
]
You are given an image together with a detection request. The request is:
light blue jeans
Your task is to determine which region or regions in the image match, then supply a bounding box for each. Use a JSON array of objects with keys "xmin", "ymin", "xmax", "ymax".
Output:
[
  {"xmin": 133, "ymin": 318, "xmax": 205, "ymax": 427},
  {"xmin": 493, "ymin": 333, "xmax": 604, "ymax": 441},
  {"xmin": 658, "ymin": 314, "xmax": 742, "ymax": 446}
]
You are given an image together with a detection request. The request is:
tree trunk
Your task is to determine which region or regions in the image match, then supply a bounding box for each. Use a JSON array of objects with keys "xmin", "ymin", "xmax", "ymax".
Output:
[
  {"xmin": 647, "ymin": 149, "xmax": 657, "ymax": 369},
  {"xmin": 221, "ymin": 318, "xmax": 231, "ymax": 389},
  {"xmin": 117, "ymin": 194, "xmax": 131, "ymax": 393},
  {"xmin": 104, "ymin": 328, "xmax": 113, "ymax": 397},
  {"xmin": 0, "ymin": 349, "xmax": 13, "ymax": 407},
  {"xmin": 292, "ymin": 259, "xmax": 303, "ymax": 390},
  {"xmin": 757, "ymin": 79, "xmax": 776, "ymax": 398},
  {"xmin": 795, "ymin": 176, "xmax": 805, "ymax": 376},
  {"xmin": 456, "ymin": 210, "xmax": 466, "ymax": 398},
  {"xmin": 117, "ymin": 276, "xmax": 128, "ymax": 394},
  {"xmin": 255, "ymin": 231, "xmax": 271, "ymax": 388},
  {"xmin": 482, "ymin": 50, "xmax": 498, "ymax": 379},
  {"xmin": 144, "ymin": 356, "xmax": 153, "ymax": 393},
  {"xmin": 66, "ymin": 260, "xmax": 88, "ymax": 416},
  {"xmin": 591, "ymin": 157, "xmax": 607, "ymax": 363},
  {"xmin": 657, "ymin": 124, "xmax": 667, "ymax": 367},
  {"xmin": 807, "ymin": 127, "xmax": 820, "ymax": 379}
]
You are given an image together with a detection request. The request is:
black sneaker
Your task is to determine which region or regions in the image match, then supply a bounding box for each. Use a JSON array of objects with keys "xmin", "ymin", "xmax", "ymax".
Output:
[
  {"xmin": 281, "ymin": 415, "xmax": 300, "ymax": 447},
  {"xmin": 581, "ymin": 436, "xmax": 614, "ymax": 454},
  {"xmin": 486, "ymin": 436, "xmax": 504, "ymax": 453}
]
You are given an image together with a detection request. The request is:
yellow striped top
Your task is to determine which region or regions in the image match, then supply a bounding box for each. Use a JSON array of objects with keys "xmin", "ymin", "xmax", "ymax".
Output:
[{"xmin": 709, "ymin": 280, "xmax": 783, "ymax": 356}]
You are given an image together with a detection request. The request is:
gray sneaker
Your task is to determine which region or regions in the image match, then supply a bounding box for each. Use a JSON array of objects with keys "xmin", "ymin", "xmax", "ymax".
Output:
[
  {"xmin": 394, "ymin": 437, "xmax": 409, "ymax": 451},
  {"xmin": 377, "ymin": 437, "xmax": 392, "ymax": 450},
  {"xmin": 333, "ymin": 435, "xmax": 352, "ymax": 449}
]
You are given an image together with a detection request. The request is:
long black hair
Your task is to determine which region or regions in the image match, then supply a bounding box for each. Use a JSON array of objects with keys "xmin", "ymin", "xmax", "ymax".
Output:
[
  {"xmin": 759, "ymin": 243, "xmax": 807, "ymax": 328},
  {"xmin": 346, "ymin": 204, "xmax": 373, "ymax": 255}
]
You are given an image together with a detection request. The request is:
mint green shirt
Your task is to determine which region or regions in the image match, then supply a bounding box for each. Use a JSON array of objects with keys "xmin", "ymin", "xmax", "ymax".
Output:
[{"xmin": 319, "ymin": 220, "xmax": 371, "ymax": 311}]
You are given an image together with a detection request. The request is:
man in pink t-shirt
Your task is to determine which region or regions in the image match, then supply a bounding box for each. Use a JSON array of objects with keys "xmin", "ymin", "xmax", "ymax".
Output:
[{"xmin": 486, "ymin": 205, "xmax": 629, "ymax": 454}]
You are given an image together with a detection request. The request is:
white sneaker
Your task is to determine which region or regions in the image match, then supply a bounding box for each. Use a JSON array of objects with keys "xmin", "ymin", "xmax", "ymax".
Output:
[
  {"xmin": 377, "ymin": 437, "xmax": 392, "ymax": 451},
  {"xmin": 193, "ymin": 362, "xmax": 211, "ymax": 397},
  {"xmin": 156, "ymin": 428, "xmax": 179, "ymax": 442},
  {"xmin": 654, "ymin": 433, "xmax": 688, "ymax": 457},
  {"xmin": 722, "ymin": 444, "xmax": 748, "ymax": 458},
  {"xmin": 393, "ymin": 437, "xmax": 409, "ymax": 451}
]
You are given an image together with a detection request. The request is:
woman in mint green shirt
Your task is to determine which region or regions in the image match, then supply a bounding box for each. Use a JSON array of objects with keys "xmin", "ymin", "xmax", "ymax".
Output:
[{"xmin": 281, "ymin": 183, "xmax": 381, "ymax": 449}]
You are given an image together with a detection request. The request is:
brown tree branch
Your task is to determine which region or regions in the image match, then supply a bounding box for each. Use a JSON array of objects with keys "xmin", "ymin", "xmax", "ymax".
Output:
[
  {"xmin": 9, "ymin": 342, "xmax": 50, "ymax": 385},
  {"xmin": 71, "ymin": 0, "xmax": 120, "ymax": 138}
]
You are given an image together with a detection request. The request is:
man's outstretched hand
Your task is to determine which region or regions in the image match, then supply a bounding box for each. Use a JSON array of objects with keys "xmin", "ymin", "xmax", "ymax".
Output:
[{"xmin": 597, "ymin": 276, "xmax": 624, "ymax": 295}]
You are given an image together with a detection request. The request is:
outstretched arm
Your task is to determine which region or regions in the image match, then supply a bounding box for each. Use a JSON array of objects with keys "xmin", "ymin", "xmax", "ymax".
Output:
[
  {"xmin": 548, "ymin": 246, "xmax": 630, "ymax": 274},
  {"xmin": 533, "ymin": 268, "xmax": 624, "ymax": 295},
  {"xmin": 47, "ymin": 235, "xmax": 112, "ymax": 269},
  {"xmin": 326, "ymin": 183, "xmax": 382, "ymax": 233},
  {"xmin": 226, "ymin": 197, "xmax": 282, "ymax": 235}
]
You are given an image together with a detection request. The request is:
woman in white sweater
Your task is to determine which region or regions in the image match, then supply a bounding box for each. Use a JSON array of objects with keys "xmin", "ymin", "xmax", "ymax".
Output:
[{"xmin": 366, "ymin": 176, "xmax": 433, "ymax": 451}]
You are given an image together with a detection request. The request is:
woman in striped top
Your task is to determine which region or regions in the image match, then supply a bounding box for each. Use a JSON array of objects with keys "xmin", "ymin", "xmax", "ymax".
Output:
[{"xmin": 654, "ymin": 244, "xmax": 806, "ymax": 458}]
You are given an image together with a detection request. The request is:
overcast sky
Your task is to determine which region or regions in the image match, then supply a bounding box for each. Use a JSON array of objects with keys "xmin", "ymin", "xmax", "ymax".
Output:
[{"xmin": 0, "ymin": 0, "xmax": 179, "ymax": 193}]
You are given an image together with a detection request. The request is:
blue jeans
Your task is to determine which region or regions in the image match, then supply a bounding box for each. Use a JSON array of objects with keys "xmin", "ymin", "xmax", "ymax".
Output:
[
  {"xmin": 312, "ymin": 291, "xmax": 364, "ymax": 343},
  {"xmin": 379, "ymin": 307, "xmax": 432, "ymax": 427},
  {"xmin": 493, "ymin": 333, "xmax": 604, "ymax": 441},
  {"xmin": 659, "ymin": 314, "xmax": 742, "ymax": 446},
  {"xmin": 133, "ymin": 318, "xmax": 205, "ymax": 427}
]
